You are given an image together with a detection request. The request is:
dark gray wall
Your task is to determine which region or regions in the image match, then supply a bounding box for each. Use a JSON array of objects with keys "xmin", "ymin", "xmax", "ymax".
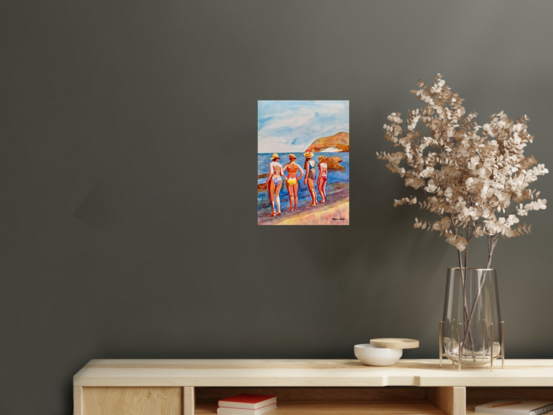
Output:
[{"xmin": 2, "ymin": 1, "xmax": 553, "ymax": 413}]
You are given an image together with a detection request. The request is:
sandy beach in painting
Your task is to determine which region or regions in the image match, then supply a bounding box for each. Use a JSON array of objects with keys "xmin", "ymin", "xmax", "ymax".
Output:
[
  {"xmin": 280, "ymin": 201, "xmax": 349, "ymax": 225},
  {"xmin": 258, "ymin": 185, "xmax": 349, "ymax": 225}
]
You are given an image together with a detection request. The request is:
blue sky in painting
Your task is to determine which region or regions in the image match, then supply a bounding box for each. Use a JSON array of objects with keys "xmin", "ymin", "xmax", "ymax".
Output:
[{"xmin": 258, "ymin": 100, "xmax": 349, "ymax": 153}]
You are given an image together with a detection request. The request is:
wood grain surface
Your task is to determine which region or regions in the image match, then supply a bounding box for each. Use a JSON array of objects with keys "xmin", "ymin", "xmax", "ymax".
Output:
[
  {"xmin": 73, "ymin": 387, "xmax": 83, "ymax": 415},
  {"xmin": 82, "ymin": 387, "xmax": 182, "ymax": 415},
  {"xmin": 427, "ymin": 387, "xmax": 466, "ymax": 415},
  {"xmin": 73, "ymin": 359, "xmax": 553, "ymax": 387},
  {"xmin": 184, "ymin": 386, "xmax": 195, "ymax": 415}
]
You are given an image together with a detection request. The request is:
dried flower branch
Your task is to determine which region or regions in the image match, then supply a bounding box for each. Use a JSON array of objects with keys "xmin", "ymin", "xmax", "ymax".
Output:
[{"xmin": 378, "ymin": 74, "xmax": 548, "ymax": 268}]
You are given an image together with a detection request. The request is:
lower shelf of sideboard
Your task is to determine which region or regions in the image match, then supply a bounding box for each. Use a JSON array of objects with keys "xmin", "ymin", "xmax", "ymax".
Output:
[
  {"xmin": 196, "ymin": 401, "xmax": 445, "ymax": 414},
  {"xmin": 194, "ymin": 386, "xmax": 461, "ymax": 415}
]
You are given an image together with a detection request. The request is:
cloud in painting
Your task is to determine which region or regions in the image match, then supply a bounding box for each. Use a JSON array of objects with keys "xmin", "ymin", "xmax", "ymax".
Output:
[{"xmin": 258, "ymin": 101, "xmax": 349, "ymax": 153}]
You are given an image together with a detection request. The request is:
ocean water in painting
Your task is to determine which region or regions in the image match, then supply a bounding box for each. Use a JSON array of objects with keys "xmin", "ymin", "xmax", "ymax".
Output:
[{"xmin": 258, "ymin": 100, "xmax": 349, "ymax": 225}]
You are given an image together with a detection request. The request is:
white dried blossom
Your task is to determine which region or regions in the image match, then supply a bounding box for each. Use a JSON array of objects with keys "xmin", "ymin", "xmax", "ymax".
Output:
[{"xmin": 378, "ymin": 74, "xmax": 548, "ymax": 267}]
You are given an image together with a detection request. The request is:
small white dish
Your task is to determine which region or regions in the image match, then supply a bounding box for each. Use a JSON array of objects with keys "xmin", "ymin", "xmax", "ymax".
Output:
[{"xmin": 354, "ymin": 344, "xmax": 403, "ymax": 366}]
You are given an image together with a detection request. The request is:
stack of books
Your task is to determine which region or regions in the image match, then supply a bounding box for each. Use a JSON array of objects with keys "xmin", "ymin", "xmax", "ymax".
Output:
[
  {"xmin": 475, "ymin": 400, "xmax": 553, "ymax": 415},
  {"xmin": 217, "ymin": 394, "xmax": 277, "ymax": 415}
]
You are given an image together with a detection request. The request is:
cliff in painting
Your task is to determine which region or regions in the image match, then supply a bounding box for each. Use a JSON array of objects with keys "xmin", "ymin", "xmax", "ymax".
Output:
[{"xmin": 305, "ymin": 132, "xmax": 349, "ymax": 153}]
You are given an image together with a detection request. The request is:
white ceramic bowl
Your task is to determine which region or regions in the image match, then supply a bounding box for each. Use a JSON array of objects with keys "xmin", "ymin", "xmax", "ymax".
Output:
[{"xmin": 354, "ymin": 344, "xmax": 403, "ymax": 366}]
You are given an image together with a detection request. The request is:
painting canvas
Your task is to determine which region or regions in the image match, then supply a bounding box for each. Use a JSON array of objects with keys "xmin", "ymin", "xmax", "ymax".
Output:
[{"xmin": 258, "ymin": 100, "xmax": 349, "ymax": 225}]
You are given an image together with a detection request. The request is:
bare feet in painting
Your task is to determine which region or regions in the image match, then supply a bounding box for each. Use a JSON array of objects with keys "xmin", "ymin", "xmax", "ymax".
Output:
[
  {"xmin": 277, "ymin": 212, "xmax": 281, "ymax": 216},
  {"xmin": 270, "ymin": 212, "xmax": 277, "ymax": 217}
]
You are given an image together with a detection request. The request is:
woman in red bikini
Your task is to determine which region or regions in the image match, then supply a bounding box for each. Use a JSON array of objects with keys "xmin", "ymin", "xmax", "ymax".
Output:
[
  {"xmin": 303, "ymin": 151, "xmax": 317, "ymax": 207},
  {"xmin": 283, "ymin": 154, "xmax": 304, "ymax": 211},
  {"xmin": 317, "ymin": 155, "xmax": 328, "ymax": 203},
  {"xmin": 266, "ymin": 153, "xmax": 283, "ymax": 216}
]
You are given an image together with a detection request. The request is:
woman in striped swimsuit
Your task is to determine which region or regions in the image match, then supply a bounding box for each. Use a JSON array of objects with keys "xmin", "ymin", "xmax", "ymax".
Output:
[{"xmin": 266, "ymin": 153, "xmax": 283, "ymax": 217}]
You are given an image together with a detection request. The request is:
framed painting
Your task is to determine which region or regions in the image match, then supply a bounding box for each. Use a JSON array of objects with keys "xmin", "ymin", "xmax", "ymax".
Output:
[{"xmin": 258, "ymin": 100, "xmax": 349, "ymax": 225}]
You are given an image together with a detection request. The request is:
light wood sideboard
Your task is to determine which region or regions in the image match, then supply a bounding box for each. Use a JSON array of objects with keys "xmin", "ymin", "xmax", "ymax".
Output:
[{"xmin": 73, "ymin": 359, "xmax": 553, "ymax": 415}]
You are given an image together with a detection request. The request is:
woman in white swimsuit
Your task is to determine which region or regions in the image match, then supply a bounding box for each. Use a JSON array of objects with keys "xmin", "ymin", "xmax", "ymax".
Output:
[{"xmin": 266, "ymin": 153, "xmax": 283, "ymax": 217}]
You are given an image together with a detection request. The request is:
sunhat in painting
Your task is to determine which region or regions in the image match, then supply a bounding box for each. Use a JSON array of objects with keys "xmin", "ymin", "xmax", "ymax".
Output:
[
  {"xmin": 271, "ymin": 153, "xmax": 280, "ymax": 160},
  {"xmin": 304, "ymin": 151, "xmax": 314, "ymax": 159},
  {"xmin": 289, "ymin": 154, "xmax": 297, "ymax": 160},
  {"xmin": 318, "ymin": 155, "xmax": 325, "ymax": 162}
]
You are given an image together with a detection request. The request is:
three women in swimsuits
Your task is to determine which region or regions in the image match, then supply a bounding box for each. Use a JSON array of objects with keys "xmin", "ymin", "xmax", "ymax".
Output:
[
  {"xmin": 283, "ymin": 154, "xmax": 304, "ymax": 211},
  {"xmin": 317, "ymin": 155, "xmax": 328, "ymax": 203},
  {"xmin": 266, "ymin": 153, "xmax": 283, "ymax": 217},
  {"xmin": 303, "ymin": 151, "xmax": 318, "ymax": 207}
]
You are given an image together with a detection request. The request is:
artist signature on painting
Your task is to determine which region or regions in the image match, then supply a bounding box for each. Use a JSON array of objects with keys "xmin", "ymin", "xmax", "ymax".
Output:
[{"xmin": 332, "ymin": 218, "xmax": 345, "ymax": 221}]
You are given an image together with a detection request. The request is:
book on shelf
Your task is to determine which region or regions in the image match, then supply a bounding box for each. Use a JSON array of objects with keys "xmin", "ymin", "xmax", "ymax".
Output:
[
  {"xmin": 475, "ymin": 400, "xmax": 553, "ymax": 415},
  {"xmin": 216, "ymin": 403, "xmax": 277, "ymax": 415},
  {"xmin": 217, "ymin": 394, "xmax": 277, "ymax": 415}
]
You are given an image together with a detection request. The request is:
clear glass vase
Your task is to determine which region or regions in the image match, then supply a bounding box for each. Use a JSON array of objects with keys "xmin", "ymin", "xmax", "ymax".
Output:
[{"xmin": 440, "ymin": 268, "xmax": 504, "ymax": 366}]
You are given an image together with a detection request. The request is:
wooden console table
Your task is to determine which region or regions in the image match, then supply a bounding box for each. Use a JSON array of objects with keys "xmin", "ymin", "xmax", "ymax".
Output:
[{"xmin": 73, "ymin": 359, "xmax": 553, "ymax": 415}]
